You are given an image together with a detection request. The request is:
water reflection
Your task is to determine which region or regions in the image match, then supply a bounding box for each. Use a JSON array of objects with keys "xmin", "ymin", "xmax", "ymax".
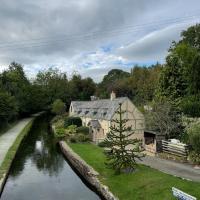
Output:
[{"xmin": 1, "ymin": 114, "xmax": 100, "ymax": 200}]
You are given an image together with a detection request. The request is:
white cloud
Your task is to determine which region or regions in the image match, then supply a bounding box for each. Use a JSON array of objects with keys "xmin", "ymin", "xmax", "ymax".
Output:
[
  {"xmin": 117, "ymin": 21, "xmax": 198, "ymax": 63},
  {"xmin": 0, "ymin": 0, "xmax": 200, "ymax": 81},
  {"xmin": 28, "ymin": 49, "xmax": 132, "ymax": 82}
]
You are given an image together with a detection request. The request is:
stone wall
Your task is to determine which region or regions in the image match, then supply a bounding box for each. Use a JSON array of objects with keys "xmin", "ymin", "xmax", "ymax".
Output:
[{"xmin": 59, "ymin": 141, "xmax": 118, "ymax": 200}]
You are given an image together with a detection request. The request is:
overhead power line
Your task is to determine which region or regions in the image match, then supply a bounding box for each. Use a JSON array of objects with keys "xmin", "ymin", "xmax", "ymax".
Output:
[{"xmin": 0, "ymin": 12, "xmax": 200, "ymax": 52}]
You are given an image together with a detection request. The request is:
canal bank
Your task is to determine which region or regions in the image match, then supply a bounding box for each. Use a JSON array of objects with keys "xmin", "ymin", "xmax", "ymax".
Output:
[
  {"xmin": 0, "ymin": 116, "xmax": 35, "ymax": 194},
  {"xmin": 59, "ymin": 141, "xmax": 118, "ymax": 200},
  {"xmin": 1, "ymin": 114, "xmax": 100, "ymax": 200}
]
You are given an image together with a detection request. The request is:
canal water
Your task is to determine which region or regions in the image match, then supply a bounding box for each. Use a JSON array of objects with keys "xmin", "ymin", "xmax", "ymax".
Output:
[{"xmin": 1, "ymin": 115, "xmax": 100, "ymax": 200}]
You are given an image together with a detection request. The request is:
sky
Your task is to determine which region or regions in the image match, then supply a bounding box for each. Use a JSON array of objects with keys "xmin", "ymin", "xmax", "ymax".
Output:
[{"xmin": 0, "ymin": 0, "xmax": 200, "ymax": 82}]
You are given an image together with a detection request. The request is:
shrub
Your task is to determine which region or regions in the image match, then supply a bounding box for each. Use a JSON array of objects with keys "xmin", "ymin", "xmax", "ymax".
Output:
[
  {"xmin": 181, "ymin": 96, "xmax": 200, "ymax": 117},
  {"xmin": 76, "ymin": 133, "xmax": 90, "ymax": 142},
  {"xmin": 54, "ymin": 119, "xmax": 64, "ymax": 129},
  {"xmin": 64, "ymin": 117, "xmax": 82, "ymax": 128},
  {"xmin": 65, "ymin": 125, "xmax": 77, "ymax": 134},
  {"xmin": 98, "ymin": 140, "xmax": 107, "ymax": 147},
  {"xmin": 55, "ymin": 128, "xmax": 66, "ymax": 138},
  {"xmin": 51, "ymin": 99, "xmax": 66, "ymax": 115},
  {"xmin": 76, "ymin": 126, "xmax": 89, "ymax": 135},
  {"xmin": 189, "ymin": 152, "xmax": 200, "ymax": 165},
  {"xmin": 51, "ymin": 115, "xmax": 63, "ymax": 124},
  {"xmin": 70, "ymin": 136, "xmax": 77, "ymax": 143},
  {"xmin": 187, "ymin": 122, "xmax": 200, "ymax": 164}
]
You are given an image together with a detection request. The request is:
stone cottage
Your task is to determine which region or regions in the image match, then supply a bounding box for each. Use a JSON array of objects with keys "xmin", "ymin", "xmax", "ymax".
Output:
[{"xmin": 69, "ymin": 92, "xmax": 145, "ymax": 144}]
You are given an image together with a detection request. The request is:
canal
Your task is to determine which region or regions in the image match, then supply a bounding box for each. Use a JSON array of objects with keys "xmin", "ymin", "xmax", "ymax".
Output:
[{"xmin": 1, "ymin": 115, "xmax": 100, "ymax": 200}]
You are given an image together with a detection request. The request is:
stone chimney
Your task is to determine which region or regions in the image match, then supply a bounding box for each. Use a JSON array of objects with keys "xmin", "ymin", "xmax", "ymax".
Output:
[{"xmin": 110, "ymin": 91, "xmax": 116, "ymax": 100}]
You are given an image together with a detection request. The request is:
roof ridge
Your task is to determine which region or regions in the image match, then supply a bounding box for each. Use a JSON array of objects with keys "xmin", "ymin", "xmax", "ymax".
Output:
[{"xmin": 71, "ymin": 96, "xmax": 128, "ymax": 103}]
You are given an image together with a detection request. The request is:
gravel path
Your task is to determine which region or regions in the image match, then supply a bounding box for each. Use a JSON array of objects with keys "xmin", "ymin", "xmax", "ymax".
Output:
[{"xmin": 139, "ymin": 155, "xmax": 200, "ymax": 182}]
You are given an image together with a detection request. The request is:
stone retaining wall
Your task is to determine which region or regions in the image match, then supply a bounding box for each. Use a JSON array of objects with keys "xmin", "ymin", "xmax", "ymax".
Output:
[{"xmin": 59, "ymin": 141, "xmax": 118, "ymax": 200}]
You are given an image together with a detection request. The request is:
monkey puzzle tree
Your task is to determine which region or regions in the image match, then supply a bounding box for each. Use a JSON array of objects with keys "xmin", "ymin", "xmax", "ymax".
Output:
[{"xmin": 104, "ymin": 103, "xmax": 144, "ymax": 173}]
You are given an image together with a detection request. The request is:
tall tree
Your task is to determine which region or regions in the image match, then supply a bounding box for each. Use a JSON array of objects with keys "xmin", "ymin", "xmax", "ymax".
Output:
[
  {"xmin": 104, "ymin": 103, "xmax": 144, "ymax": 173},
  {"xmin": 0, "ymin": 62, "xmax": 31, "ymax": 116},
  {"xmin": 145, "ymin": 100, "xmax": 183, "ymax": 139},
  {"xmin": 129, "ymin": 64, "xmax": 162, "ymax": 105},
  {"xmin": 35, "ymin": 68, "xmax": 69, "ymax": 106},
  {"xmin": 96, "ymin": 69, "xmax": 130, "ymax": 98},
  {"xmin": 157, "ymin": 24, "xmax": 200, "ymax": 104},
  {"xmin": 68, "ymin": 75, "xmax": 96, "ymax": 101},
  {"xmin": 0, "ymin": 90, "xmax": 18, "ymax": 127}
]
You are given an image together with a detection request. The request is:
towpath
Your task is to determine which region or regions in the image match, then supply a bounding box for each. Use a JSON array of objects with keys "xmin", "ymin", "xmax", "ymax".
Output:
[{"xmin": 0, "ymin": 117, "xmax": 33, "ymax": 166}]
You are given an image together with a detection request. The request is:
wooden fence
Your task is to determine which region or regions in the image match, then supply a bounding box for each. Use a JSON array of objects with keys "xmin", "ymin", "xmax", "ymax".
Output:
[{"xmin": 161, "ymin": 140, "xmax": 189, "ymax": 158}]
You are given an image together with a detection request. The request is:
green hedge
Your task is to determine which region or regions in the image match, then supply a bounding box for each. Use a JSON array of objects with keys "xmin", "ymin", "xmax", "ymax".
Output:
[
  {"xmin": 64, "ymin": 117, "xmax": 82, "ymax": 128},
  {"xmin": 76, "ymin": 126, "xmax": 89, "ymax": 135}
]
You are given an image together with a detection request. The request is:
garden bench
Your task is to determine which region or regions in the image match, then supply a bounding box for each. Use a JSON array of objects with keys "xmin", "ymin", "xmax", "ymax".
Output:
[{"xmin": 172, "ymin": 187, "xmax": 196, "ymax": 200}]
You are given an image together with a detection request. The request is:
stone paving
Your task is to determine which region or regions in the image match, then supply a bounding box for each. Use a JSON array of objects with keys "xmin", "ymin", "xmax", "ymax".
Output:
[{"xmin": 0, "ymin": 118, "xmax": 33, "ymax": 166}]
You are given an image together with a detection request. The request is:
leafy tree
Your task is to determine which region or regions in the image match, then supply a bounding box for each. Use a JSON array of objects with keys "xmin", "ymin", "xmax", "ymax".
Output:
[
  {"xmin": 104, "ymin": 103, "xmax": 144, "ymax": 173},
  {"xmin": 51, "ymin": 99, "xmax": 66, "ymax": 115},
  {"xmin": 145, "ymin": 100, "xmax": 183, "ymax": 139},
  {"xmin": 189, "ymin": 54, "xmax": 200, "ymax": 94},
  {"xmin": 35, "ymin": 69, "xmax": 96, "ymax": 108},
  {"xmin": 28, "ymin": 84, "xmax": 47, "ymax": 113},
  {"xmin": 96, "ymin": 69, "xmax": 130, "ymax": 98},
  {"xmin": 68, "ymin": 75, "xmax": 96, "ymax": 101},
  {"xmin": 157, "ymin": 43, "xmax": 197, "ymax": 101},
  {"xmin": 0, "ymin": 90, "xmax": 18, "ymax": 126},
  {"xmin": 35, "ymin": 68, "xmax": 69, "ymax": 106},
  {"xmin": 0, "ymin": 62, "xmax": 31, "ymax": 116},
  {"xmin": 130, "ymin": 64, "xmax": 162, "ymax": 105},
  {"xmin": 181, "ymin": 95, "xmax": 200, "ymax": 117},
  {"xmin": 157, "ymin": 24, "xmax": 200, "ymax": 115},
  {"xmin": 181, "ymin": 24, "xmax": 200, "ymax": 51},
  {"xmin": 97, "ymin": 65, "xmax": 162, "ymax": 105},
  {"xmin": 102, "ymin": 69, "xmax": 130, "ymax": 84}
]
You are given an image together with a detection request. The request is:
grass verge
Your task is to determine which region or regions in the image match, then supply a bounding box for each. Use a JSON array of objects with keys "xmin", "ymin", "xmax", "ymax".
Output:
[
  {"xmin": 0, "ymin": 119, "xmax": 34, "ymax": 180},
  {"xmin": 69, "ymin": 143, "xmax": 200, "ymax": 200}
]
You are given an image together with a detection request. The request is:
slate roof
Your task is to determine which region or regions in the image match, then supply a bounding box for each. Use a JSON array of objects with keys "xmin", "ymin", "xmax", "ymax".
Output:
[
  {"xmin": 88, "ymin": 120, "xmax": 102, "ymax": 128},
  {"xmin": 71, "ymin": 97, "xmax": 128, "ymax": 120}
]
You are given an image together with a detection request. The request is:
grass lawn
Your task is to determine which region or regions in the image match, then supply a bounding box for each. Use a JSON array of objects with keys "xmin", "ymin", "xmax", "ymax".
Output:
[
  {"xmin": 0, "ymin": 119, "xmax": 34, "ymax": 180},
  {"xmin": 69, "ymin": 143, "xmax": 200, "ymax": 200}
]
